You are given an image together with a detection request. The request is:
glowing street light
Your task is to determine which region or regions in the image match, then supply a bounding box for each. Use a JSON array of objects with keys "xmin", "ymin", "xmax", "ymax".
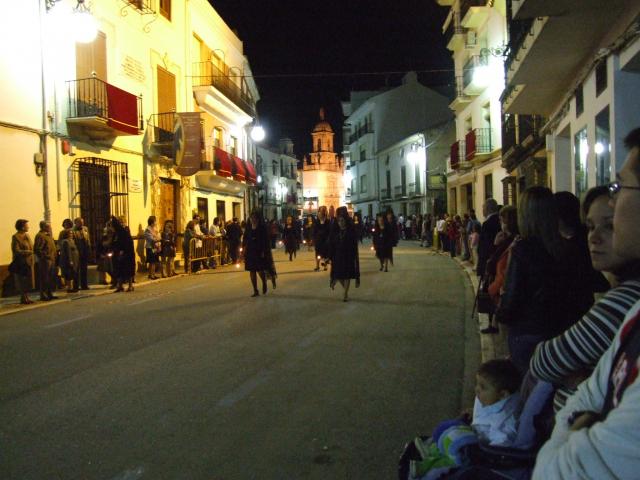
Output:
[{"xmin": 250, "ymin": 125, "xmax": 266, "ymax": 142}]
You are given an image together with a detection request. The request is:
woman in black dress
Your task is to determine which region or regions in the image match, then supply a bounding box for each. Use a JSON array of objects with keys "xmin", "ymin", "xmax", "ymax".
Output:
[
  {"xmin": 303, "ymin": 216, "xmax": 314, "ymax": 251},
  {"xmin": 111, "ymin": 216, "xmax": 135, "ymax": 292},
  {"xmin": 283, "ymin": 215, "xmax": 299, "ymax": 261},
  {"xmin": 313, "ymin": 206, "xmax": 331, "ymax": 271},
  {"xmin": 243, "ymin": 211, "xmax": 276, "ymax": 297},
  {"xmin": 329, "ymin": 207, "xmax": 360, "ymax": 302},
  {"xmin": 373, "ymin": 213, "xmax": 394, "ymax": 271}
]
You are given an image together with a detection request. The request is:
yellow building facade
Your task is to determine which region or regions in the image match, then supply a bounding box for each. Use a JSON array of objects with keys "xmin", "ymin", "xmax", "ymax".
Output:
[{"xmin": 0, "ymin": 0, "xmax": 259, "ymax": 291}]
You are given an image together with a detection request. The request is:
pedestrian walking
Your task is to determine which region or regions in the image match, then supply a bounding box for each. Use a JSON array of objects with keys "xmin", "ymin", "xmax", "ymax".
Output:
[
  {"xmin": 34, "ymin": 220, "xmax": 58, "ymax": 301},
  {"xmin": 161, "ymin": 220, "xmax": 177, "ymax": 277},
  {"xmin": 313, "ymin": 206, "xmax": 331, "ymax": 271},
  {"xmin": 283, "ymin": 215, "xmax": 299, "ymax": 261},
  {"xmin": 385, "ymin": 208, "xmax": 400, "ymax": 248},
  {"xmin": 373, "ymin": 213, "xmax": 393, "ymax": 272},
  {"xmin": 10, "ymin": 219, "xmax": 34, "ymax": 304},
  {"xmin": 303, "ymin": 215, "xmax": 314, "ymax": 250},
  {"xmin": 111, "ymin": 216, "xmax": 135, "ymax": 292},
  {"xmin": 243, "ymin": 211, "xmax": 276, "ymax": 297},
  {"xmin": 328, "ymin": 206, "xmax": 360, "ymax": 302},
  {"xmin": 144, "ymin": 215, "xmax": 162, "ymax": 280},
  {"xmin": 73, "ymin": 217, "xmax": 91, "ymax": 290}
]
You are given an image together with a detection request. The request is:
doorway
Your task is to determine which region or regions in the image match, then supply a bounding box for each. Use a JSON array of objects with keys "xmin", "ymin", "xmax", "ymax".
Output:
[
  {"xmin": 216, "ymin": 200, "xmax": 226, "ymax": 223},
  {"xmin": 232, "ymin": 202, "xmax": 241, "ymax": 220},
  {"xmin": 197, "ymin": 197, "xmax": 209, "ymax": 227},
  {"xmin": 158, "ymin": 178, "xmax": 180, "ymax": 233}
]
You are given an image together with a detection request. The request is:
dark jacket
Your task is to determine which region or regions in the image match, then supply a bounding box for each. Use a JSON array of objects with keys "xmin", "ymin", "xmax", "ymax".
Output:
[
  {"xmin": 495, "ymin": 237, "xmax": 586, "ymax": 338},
  {"xmin": 477, "ymin": 213, "xmax": 501, "ymax": 278},
  {"xmin": 373, "ymin": 222, "xmax": 394, "ymax": 261},
  {"xmin": 313, "ymin": 218, "xmax": 331, "ymax": 258},
  {"xmin": 243, "ymin": 223, "xmax": 271, "ymax": 272},
  {"xmin": 329, "ymin": 225, "xmax": 360, "ymax": 281}
]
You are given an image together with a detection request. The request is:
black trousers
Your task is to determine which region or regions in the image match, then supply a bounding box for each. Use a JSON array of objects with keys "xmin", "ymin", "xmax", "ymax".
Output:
[
  {"xmin": 76, "ymin": 256, "xmax": 89, "ymax": 289},
  {"xmin": 38, "ymin": 260, "xmax": 56, "ymax": 296}
]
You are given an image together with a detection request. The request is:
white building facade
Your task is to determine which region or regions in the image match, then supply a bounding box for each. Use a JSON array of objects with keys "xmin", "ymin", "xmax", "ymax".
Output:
[
  {"xmin": 437, "ymin": 0, "xmax": 509, "ymax": 218},
  {"xmin": 342, "ymin": 72, "xmax": 453, "ymax": 219},
  {"xmin": 502, "ymin": 0, "xmax": 640, "ymax": 200},
  {"xmin": 256, "ymin": 139, "xmax": 300, "ymax": 221}
]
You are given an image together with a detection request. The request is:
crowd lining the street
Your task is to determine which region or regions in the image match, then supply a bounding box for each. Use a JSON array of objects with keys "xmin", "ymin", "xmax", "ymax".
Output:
[
  {"xmin": 399, "ymin": 128, "xmax": 640, "ymax": 479},
  {"xmin": 8, "ymin": 129, "xmax": 640, "ymax": 479}
]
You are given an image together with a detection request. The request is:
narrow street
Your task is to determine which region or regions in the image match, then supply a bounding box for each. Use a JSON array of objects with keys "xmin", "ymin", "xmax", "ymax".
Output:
[{"xmin": 0, "ymin": 242, "xmax": 478, "ymax": 480}]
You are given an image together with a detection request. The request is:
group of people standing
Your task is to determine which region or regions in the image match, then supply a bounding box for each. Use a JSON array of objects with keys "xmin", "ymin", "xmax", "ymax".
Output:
[{"xmin": 9, "ymin": 215, "xmax": 137, "ymax": 304}]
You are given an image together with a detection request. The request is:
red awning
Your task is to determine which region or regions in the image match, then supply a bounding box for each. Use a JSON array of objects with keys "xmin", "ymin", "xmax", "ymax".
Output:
[
  {"xmin": 105, "ymin": 83, "xmax": 140, "ymax": 135},
  {"xmin": 244, "ymin": 159, "xmax": 257, "ymax": 184},
  {"xmin": 231, "ymin": 154, "xmax": 246, "ymax": 182},
  {"xmin": 213, "ymin": 147, "xmax": 232, "ymax": 177}
]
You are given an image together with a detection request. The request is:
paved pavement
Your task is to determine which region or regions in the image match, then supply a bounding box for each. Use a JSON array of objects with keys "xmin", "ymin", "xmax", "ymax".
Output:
[{"xmin": 0, "ymin": 241, "xmax": 479, "ymax": 480}]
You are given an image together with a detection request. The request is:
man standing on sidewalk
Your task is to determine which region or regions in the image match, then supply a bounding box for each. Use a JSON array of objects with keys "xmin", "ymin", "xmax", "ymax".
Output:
[
  {"xmin": 34, "ymin": 221, "xmax": 58, "ymax": 301},
  {"xmin": 73, "ymin": 217, "xmax": 91, "ymax": 290},
  {"xmin": 476, "ymin": 199, "xmax": 500, "ymax": 279}
]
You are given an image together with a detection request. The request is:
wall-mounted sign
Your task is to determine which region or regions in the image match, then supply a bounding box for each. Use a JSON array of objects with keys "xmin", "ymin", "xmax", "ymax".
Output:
[
  {"xmin": 173, "ymin": 112, "xmax": 203, "ymax": 176},
  {"xmin": 122, "ymin": 55, "xmax": 145, "ymax": 83},
  {"xmin": 128, "ymin": 179, "xmax": 143, "ymax": 193}
]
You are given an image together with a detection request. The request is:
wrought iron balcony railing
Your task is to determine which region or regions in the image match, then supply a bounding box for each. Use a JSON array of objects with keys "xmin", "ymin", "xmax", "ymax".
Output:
[
  {"xmin": 192, "ymin": 61, "xmax": 256, "ymax": 117},
  {"xmin": 465, "ymin": 128, "xmax": 493, "ymax": 160}
]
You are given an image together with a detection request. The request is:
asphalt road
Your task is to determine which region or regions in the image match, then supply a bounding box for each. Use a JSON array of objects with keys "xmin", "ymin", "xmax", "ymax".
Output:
[{"xmin": 0, "ymin": 241, "xmax": 478, "ymax": 480}]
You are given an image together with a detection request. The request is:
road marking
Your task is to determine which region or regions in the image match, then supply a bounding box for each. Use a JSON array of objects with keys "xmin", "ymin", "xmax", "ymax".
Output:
[
  {"xmin": 109, "ymin": 466, "xmax": 145, "ymax": 480},
  {"xmin": 44, "ymin": 314, "xmax": 92, "ymax": 329},
  {"xmin": 217, "ymin": 370, "xmax": 271, "ymax": 408},
  {"xmin": 183, "ymin": 284, "xmax": 207, "ymax": 291},
  {"xmin": 127, "ymin": 297, "xmax": 156, "ymax": 306}
]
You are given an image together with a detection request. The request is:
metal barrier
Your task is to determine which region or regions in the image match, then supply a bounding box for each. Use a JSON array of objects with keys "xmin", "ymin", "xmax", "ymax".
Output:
[{"xmin": 186, "ymin": 236, "xmax": 222, "ymax": 273}]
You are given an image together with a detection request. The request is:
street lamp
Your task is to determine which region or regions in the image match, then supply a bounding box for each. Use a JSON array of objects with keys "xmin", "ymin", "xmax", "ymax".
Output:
[{"xmin": 250, "ymin": 124, "xmax": 266, "ymax": 142}]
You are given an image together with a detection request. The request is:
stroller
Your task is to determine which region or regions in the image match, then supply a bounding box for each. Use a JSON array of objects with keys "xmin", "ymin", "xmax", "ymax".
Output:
[{"xmin": 398, "ymin": 375, "xmax": 555, "ymax": 480}]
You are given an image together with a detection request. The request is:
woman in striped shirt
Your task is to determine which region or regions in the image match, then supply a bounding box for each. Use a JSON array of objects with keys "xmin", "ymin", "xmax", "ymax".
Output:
[{"xmin": 530, "ymin": 186, "xmax": 640, "ymax": 410}]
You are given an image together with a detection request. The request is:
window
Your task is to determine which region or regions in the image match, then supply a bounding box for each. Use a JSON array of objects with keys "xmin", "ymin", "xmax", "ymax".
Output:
[
  {"xmin": 159, "ymin": 0, "xmax": 171, "ymax": 20},
  {"xmin": 401, "ymin": 166, "xmax": 406, "ymax": 196},
  {"xmin": 574, "ymin": 127, "xmax": 589, "ymax": 197},
  {"xmin": 317, "ymin": 139, "xmax": 321, "ymax": 151},
  {"xmin": 595, "ymin": 107, "xmax": 611, "ymax": 185},
  {"xmin": 272, "ymin": 161, "xmax": 277, "ymax": 176},
  {"xmin": 385, "ymin": 155, "xmax": 390, "ymax": 166},
  {"xmin": 575, "ymin": 85, "xmax": 584, "ymax": 117},
  {"xmin": 213, "ymin": 127, "xmax": 223, "ymax": 148},
  {"xmin": 596, "ymin": 61, "xmax": 607, "ymax": 97},
  {"xmin": 484, "ymin": 173, "xmax": 493, "ymax": 199},
  {"xmin": 400, "ymin": 148, "xmax": 404, "ymax": 159},
  {"xmin": 360, "ymin": 175, "xmax": 367, "ymax": 193},
  {"xmin": 229, "ymin": 136, "xmax": 237, "ymax": 156},
  {"xmin": 360, "ymin": 147, "xmax": 366, "ymax": 162},
  {"xmin": 415, "ymin": 163, "xmax": 421, "ymax": 194},
  {"xmin": 386, "ymin": 171, "xmax": 391, "ymax": 197},
  {"xmin": 351, "ymin": 179, "xmax": 355, "ymax": 195}
]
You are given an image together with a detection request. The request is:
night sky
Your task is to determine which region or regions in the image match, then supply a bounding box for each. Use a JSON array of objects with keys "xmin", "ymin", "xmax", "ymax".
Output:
[{"xmin": 210, "ymin": 0, "xmax": 452, "ymax": 158}]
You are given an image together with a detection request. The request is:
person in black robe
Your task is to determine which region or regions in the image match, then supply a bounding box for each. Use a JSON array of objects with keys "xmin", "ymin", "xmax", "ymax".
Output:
[
  {"xmin": 282, "ymin": 215, "xmax": 299, "ymax": 261},
  {"xmin": 313, "ymin": 205, "xmax": 331, "ymax": 271},
  {"xmin": 226, "ymin": 217, "xmax": 242, "ymax": 264},
  {"xmin": 373, "ymin": 213, "xmax": 394, "ymax": 271},
  {"xmin": 111, "ymin": 216, "xmax": 135, "ymax": 292},
  {"xmin": 329, "ymin": 206, "xmax": 360, "ymax": 302},
  {"xmin": 303, "ymin": 215, "xmax": 314, "ymax": 250},
  {"xmin": 243, "ymin": 211, "xmax": 276, "ymax": 297}
]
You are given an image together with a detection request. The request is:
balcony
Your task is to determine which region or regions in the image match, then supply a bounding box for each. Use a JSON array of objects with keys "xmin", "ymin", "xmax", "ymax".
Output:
[
  {"xmin": 381, "ymin": 188, "xmax": 390, "ymax": 199},
  {"xmin": 408, "ymin": 182, "xmax": 422, "ymax": 197},
  {"xmin": 465, "ymin": 128, "xmax": 494, "ymax": 161},
  {"xmin": 450, "ymin": 75, "xmax": 472, "ymax": 112},
  {"xmin": 66, "ymin": 78, "xmax": 143, "ymax": 139},
  {"xmin": 349, "ymin": 124, "xmax": 374, "ymax": 144},
  {"xmin": 501, "ymin": 114, "xmax": 546, "ymax": 172},
  {"xmin": 192, "ymin": 61, "xmax": 256, "ymax": 118},
  {"xmin": 460, "ymin": 0, "xmax": 491, "ymax": 29},
  {"xmin": 504, "ymin": 1, "xmax": 631, "ymax": 115},
  {"xmin": 394, "ymin": 185, "xmax": 407, "ymax": 199},
  {"xmin": 462, "ymin": 55, "xmax": 488, "ymax": 95},
  {"xmin": 444, "ymin": 12, "xmax": 466, "ymax": 51}
]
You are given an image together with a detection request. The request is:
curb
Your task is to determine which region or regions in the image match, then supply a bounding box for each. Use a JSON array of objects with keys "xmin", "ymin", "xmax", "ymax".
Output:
[
  {"xmin": 431, "ymin": 249, "xmax": 508, "ymax": 363},
  {"xmin": 0, "ymin": 272, "xmax": 188, "ymax": 318}
]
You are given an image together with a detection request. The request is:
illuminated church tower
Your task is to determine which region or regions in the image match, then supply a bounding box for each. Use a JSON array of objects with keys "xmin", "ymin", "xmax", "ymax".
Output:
[{"xmin": 302, "ymin": 108, "xmax": 345, "ymax": 213}]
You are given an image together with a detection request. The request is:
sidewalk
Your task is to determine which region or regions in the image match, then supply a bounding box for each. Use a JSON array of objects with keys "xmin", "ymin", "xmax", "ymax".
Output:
[
  {"xmin": 0, "ymin": 267, "xmax": 198, "ymax": 317},
  {"xmin": 430, "ymin": 247, "xmax": 508, "ymax": 363}
]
